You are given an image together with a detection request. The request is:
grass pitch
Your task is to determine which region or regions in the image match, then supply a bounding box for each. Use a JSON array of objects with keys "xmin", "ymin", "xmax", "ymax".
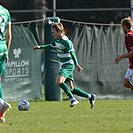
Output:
[{"xmin": 0, "ymin": 99, "xmax": 133, "ymax": 133}]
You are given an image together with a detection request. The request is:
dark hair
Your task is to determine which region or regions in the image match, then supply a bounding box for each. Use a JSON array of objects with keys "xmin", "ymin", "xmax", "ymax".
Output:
[{"xmin": 121, "ymin": 17, "xmax": 133, "ymax": 29}]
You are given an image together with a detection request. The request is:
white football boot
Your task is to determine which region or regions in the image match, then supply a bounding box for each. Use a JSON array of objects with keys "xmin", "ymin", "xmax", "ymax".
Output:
[{"xmin": 70, "ymin": 99, "xmax": 79, "ymax": 107}]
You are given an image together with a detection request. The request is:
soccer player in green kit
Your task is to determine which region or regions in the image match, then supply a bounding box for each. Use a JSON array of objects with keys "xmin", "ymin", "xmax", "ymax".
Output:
[
  {"xmin": 34, "ymin": 22, "xmax": 96, "ymax": 108},
  {"xmin": 0, "ymin": 4, "xmax": 12, "ymax": 122}
]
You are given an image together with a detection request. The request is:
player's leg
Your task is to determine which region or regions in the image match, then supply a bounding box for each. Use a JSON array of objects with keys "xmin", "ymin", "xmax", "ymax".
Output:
[
  {"xmin": 0, "ymin": 98, "xmax": 4, "ymax": 118},
  {"xmin": 56, "ymin": 75, "xmax": 74, "ymax": 99},
  {"xmin": 0, "ymin": 50, "xmax": 11, "ymax": 122},
  {"xmin": 0, "ymin": 76, "xmax": 11, "ymax": 122},
  {"xmin": 66, "ymin": 80, "xmax": 96, "ymax": 109},
  {"xmin": 66, "ymin": 80, "xmax": 91, "ymax": 98},
  {"xmin": 128, "ymin": 76, "xmax": 133, "ymax": 92},
  {"xmin": 123, "ymin": 78, "xmax": 130, "ymax": 88},
  {"xmin": 56, "ymin": 75, "xmax": 78, "ymax": 107},
  {"xmin": 0, "ymin": 51, "xmax": 7, "ymax": 99},
  {"xmin": 57, "ymin": 64, "xmax": 79, "ymax": 107},
  {"xmin": 124, "ymin": 68, "xmax": 133, "ymax": 92},
  {"xmin": 0, "ymin": 77, "xmax": 3, "ymax": 99},
  {"xmin": 0, "ymin": 98, "xmax": 11, "ymax": 123},
  {"xmin": 0, "ymin": 86, "xmax": 3, "ymax": 99}
]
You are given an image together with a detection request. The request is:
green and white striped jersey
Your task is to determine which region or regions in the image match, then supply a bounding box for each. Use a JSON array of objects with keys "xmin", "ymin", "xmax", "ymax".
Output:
[
  {"xmin": 50, "ymin": 35, "xmax": 75, "ymax": 65},
  {"xmin": 0, "ymin": 5, "xmax": 11, "ymax": 44}
]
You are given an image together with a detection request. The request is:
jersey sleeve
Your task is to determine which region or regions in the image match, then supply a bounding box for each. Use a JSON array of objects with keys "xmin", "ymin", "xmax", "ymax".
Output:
[
  {"xmin": 61, "ymin": 39, "xmax": 75, "ymax": 52},
  {"xmin": 5, "ymin": 9, "xmax": 11, "ymax": 24},
  {"xmin": 70, "ymin": 51, "xmax": 79, "ymax": 65},
  {"xmin": 40, "ymin": 44, "xmax": 55, "ymax": 50},
  {"xmin": 40, "ymin": 39, "xmax": 56, "ymax": 50}
]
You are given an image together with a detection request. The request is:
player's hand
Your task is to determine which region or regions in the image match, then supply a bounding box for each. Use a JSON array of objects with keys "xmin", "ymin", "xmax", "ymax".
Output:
[
  {"xmin": 33, "ymin": 45, "xmax": 40, "ymax": 51},
  {"xmin": 76, "ymin": 64, "xmax": 83, "ymax": 72},
  {"xmin": 115, "ymin": 55, "xmax": 122, "ymax": 64}
]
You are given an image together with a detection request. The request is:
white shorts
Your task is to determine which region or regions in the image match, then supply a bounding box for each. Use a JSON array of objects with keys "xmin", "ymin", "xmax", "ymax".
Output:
[{"xmin": 125, "ymin": 68, "xmax": 133, "ymax": 85}]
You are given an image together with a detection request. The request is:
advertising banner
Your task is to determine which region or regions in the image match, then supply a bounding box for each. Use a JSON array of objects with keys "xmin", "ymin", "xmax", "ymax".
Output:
[{"xmin": 2, "ymin": 25, "xmax": 42, "ymax": 101}]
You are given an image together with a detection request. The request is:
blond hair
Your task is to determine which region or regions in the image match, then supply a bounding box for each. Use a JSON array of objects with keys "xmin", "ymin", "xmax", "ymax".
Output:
[
  {"xmin": 121, "ymin": 17, "xmax": 133, "ymax": 29},
  {"xmin": 51, "ymin": 22, "xmax": 64, "ymax": 33}
]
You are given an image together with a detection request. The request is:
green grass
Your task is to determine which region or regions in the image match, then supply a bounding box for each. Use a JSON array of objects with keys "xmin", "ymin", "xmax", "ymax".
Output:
[{"xmin": 0, "ymin": 99, "xmax": 133, "ymax": 133}]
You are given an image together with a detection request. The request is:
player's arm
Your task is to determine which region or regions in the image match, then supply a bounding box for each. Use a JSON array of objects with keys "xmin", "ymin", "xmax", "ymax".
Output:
[
  {"xmin": 121, "ymin": 46, "xmax": 133, "ymax": 58},
  {"xmin": 115, "ymin": 35, "xmax": 133, "ymax": 64},
  {"xmin": 34, "ymin": 44, "xmax": 56, "ymax": 51},
  {"xmin": 34, "ymin": 44, "xmax": 49, "ymax": 50},
  {"xmin": 115, "ymin": 46, "xmax": 133, "ymax": 64},
  {"xmin": 5, "ymin": 22, "xmax": 12, "ymax": 52},
  {"xmin": 70, "ymin": 51, "xmax": 83, "ymax": 72},
  {"xmin": 70, "ymin": 51, "xmax": 78, "ymax": 65},
  {"xmin": 34, "ymin": 39, "xmax": 56, "ymax": 51},
  {"xmin": 5, "ymin": 22, "xmax": 12, "ymax": 64}
]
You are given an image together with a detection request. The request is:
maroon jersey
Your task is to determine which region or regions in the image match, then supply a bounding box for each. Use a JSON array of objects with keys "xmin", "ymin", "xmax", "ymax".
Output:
[{"xmin": 125, "ymin": 30, "xmax": 133, "ymax": 69}]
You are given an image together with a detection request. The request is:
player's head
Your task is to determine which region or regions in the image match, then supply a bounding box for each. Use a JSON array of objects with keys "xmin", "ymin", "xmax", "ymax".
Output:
[
  {"xmin": 121, "ymin": 17, "xmax": 133, "ymax": 34},
  {"xmin": 51, "ymin": 23, "xmax": 64, "ymax": 39}
]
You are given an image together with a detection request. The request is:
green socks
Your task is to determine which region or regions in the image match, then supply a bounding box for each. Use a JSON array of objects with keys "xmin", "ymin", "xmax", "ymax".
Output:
[
  {"xmin": 72, "ymin": 87, "xmax": 91, "ymax": 98},
  {"xmin": 0, "ymin": 84, "xmax": 3, "ymax": 99},
  {"xmin": 59, "ymin": 83, "xmax": 91, "ymax": 99},
  {"xmin": 59, "ymin": 82, "xmax": 74, "ymax": 99}
]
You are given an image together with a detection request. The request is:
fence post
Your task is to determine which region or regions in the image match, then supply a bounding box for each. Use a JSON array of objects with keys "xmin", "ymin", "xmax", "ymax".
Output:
[{"xmin": 44, "ymin": 17, "xmax": 62, "ymax": 101}]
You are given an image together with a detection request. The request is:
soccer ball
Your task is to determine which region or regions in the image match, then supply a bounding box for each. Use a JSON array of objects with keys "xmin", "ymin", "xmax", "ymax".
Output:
[{"xmin": 18, "ymin": 99, "xmax": 30, "ymax": 111}]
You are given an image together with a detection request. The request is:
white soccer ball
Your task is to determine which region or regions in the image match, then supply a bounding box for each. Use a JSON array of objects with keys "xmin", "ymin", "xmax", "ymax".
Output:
[{"xmin": 18, "ymin": 99, "xmax": 30, "ymax": 111}]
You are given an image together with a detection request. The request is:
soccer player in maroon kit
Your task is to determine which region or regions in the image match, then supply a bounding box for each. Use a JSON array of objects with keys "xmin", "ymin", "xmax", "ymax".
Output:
[{"xmin": 115, "ymin": 17, "xmax": 133, "ymax": 92}]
